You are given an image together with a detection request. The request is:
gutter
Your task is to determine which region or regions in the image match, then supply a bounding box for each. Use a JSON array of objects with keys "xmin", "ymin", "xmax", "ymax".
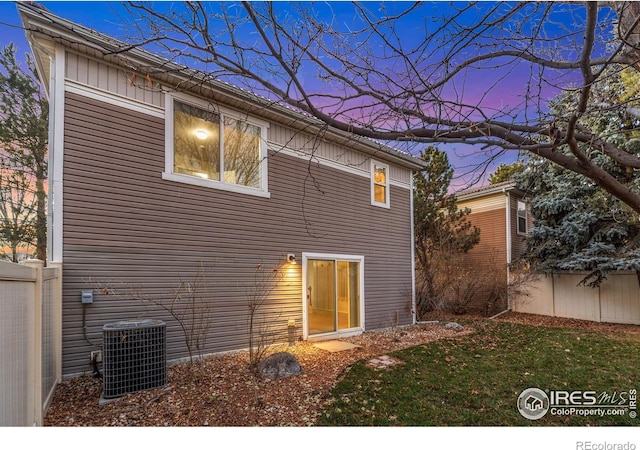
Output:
[{"xmin": 17, "ymin": 2, "xmax": 426, "ymax": 172}]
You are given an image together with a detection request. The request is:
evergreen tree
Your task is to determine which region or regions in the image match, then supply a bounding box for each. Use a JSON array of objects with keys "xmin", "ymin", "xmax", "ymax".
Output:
[
  {"xmin": 517, "ymin": 67, "xmax": 640, "ymax": 287},
  {"xmin": 413, "ymin": 146, "xmax": 479, "ymax": 317},
  {"xmin": 489, "ymin": 161, "xmax": 525, "ymax": 185},
  {"xmin": 0, "ymin": 44, "xmax": 48, "ymax": 261}
]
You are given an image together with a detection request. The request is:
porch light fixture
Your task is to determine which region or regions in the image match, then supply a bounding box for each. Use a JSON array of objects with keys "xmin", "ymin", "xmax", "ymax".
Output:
[
  {"xmin": 194, "ymin": 129, "xmax": 209, "ymax": 140},
  {"xmin": 287, "ymin": 254, "xmax": 296, "ymax": 264}
]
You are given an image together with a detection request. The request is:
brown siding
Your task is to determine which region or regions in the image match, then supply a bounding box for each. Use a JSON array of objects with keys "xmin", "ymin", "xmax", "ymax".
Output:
[
  {"xmin": 461, "ymin": 206, "xmax": 508, "ymax": 314},
  {"xmin": 61, "ymin": 92, "xmax": 413, "ymax": 375},
  {"xmin": 509, "ymin": 194, "xmax": 528, "ymax": 261}
]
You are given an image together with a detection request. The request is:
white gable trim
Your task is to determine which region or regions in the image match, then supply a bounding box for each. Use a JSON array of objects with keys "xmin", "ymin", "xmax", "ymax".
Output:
[
  {"xmin": 50, "ymin": 45, "xmax": 66, "ymax": 263},
  {"xmin": 65, "ymin": 80, "xmax": 164, "ymax": 118}
]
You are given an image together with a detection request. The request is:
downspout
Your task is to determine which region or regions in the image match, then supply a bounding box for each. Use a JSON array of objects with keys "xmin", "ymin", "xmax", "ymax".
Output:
[
  {"xmin": 49, "ymin": 45, "xmax": 66, "ymax": 264},
  {"xmin": 505, "ymin": 189, "xmax": 512, "ymax": 308},
  {"xmin": 410, "ymin": 174, "xmax": 417, "ymax": 324}
]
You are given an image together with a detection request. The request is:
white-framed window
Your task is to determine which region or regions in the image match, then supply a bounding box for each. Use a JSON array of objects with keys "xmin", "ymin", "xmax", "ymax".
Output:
[
  {"xmin": 371, "ymin": 160, "xmax": 390, "ymax": 208},
  {"xmin": 517, "ymin": 199, "xmax": 528, "ymax": 234},
  {"xmin": 163, "ymin": 92, "xmax": 270, "ymax": 198}
]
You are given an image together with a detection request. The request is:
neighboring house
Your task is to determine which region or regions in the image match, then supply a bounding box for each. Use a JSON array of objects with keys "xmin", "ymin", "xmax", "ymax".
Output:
[
  {"xmin": 19, "ymin": 4, "xmax": 425, "ymax": 376},
  {"xmin": 455, "ymin": 180, "xmax": 531, "ymax": 315}
]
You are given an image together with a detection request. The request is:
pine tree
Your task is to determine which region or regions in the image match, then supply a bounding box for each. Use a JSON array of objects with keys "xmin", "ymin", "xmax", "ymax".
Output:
[
  {"xmin": 413, "ymin": 146, "xmax": 479, "ymax": 317},
  {"xmin": 489, "ymin": 161, "xmax": 525, "ymax": 185},
  {"xmin": 517, "ymin": 67, "xmax": 640, "ymax": 287}
]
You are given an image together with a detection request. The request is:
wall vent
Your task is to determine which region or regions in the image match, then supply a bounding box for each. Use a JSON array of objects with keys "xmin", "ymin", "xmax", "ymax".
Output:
[{"xmin": 102, "ymin": 319, "xmax": 167, "ymax": 399}]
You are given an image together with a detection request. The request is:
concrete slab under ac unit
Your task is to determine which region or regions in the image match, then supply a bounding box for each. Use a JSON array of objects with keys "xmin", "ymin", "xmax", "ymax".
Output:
[{"xmin": 313, "ymin": 340, "xmax": 361, "ymax": 353}]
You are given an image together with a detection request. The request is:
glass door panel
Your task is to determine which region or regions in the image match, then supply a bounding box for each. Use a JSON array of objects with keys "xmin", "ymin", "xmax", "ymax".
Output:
[
  {"xmin": 307, "ymin": 259, "xmax": 335, "ymax": 335},
  {"xmin": 307, "ymin": 258, "xmax": 360, "ymax": 336},
  {"xmin": 337, "ymin": 261, "xmax": 360, "ymax": 330}
]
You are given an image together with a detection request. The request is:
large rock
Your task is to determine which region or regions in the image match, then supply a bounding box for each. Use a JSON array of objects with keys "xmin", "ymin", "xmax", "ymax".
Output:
[
  {"xmin": 443, "ymin": 321, "xmax": 464, "ymax": 332},
  {"xmin": 258, "ymin": 352, "xmax": 303, "ymax": 379}
]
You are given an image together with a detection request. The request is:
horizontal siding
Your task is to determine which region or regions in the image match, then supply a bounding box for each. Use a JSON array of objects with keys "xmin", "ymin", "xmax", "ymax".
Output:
[
  {"xmin": 458, "ymin": 193, "xmax": 505, "ymax": 214},
  {"xmin": 61, "ymin": 92, "xmax": 413, "ymax": 375},
  {"xmin": 460, "ymin": 208, "xmax": 508, "ymax": 313},
  {"xmin": 65, "ymin": 52, "xmax": 412, "ymax": 186},
  {"xmin": 269, "ymin": 123, "xmax": 412, "ymax": 185}
]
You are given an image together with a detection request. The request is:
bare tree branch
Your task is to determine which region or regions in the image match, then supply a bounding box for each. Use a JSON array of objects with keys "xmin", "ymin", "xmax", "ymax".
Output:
[{"xmin": 91, "ymin": 1, "xmax": 640, "ymax": 212}]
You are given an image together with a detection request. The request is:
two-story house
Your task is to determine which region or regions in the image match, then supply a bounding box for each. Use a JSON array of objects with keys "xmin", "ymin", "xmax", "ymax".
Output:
[
  {"xmin": 19, "ymin": 3, "xmax": 425, "ymax": 376},
  {"xmin": 455, "ymin": 180, "xmax": 531, "ymax": 315}
]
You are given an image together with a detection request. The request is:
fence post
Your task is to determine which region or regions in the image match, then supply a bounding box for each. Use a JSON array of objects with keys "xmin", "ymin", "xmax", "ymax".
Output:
[
  {"xmin": 49, "ymin": 262, "xmax": 63, "ymax": 383},
  {"xmin": 25, "ymin": 259, "xmax": 44, "ymax": 426}
]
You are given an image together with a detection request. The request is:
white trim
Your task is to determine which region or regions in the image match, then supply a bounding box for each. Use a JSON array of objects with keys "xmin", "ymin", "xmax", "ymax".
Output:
[
  {"xmin": 169, "ymin": 91, "xmax": 270, "ymax": 130},
  {"xmin": 306, "ymin": 328, "xmax": 363, "ymax": 342},
  {"xmin": 456, "ymin": 181, "xmax": 518, "ymax": 202},
  {"xmin": 65, "ymin": 80, "xmax": 164, "ymax": 118},
  {"xmin": 505, "ymin": 191, "xmax": 512, "ymax": 309},
  {"xmin": 371, "ymin": 160, "xmax": 391, "ymax": 208},
  {"xmin": 273, "ymin": 146, "xmax": 412, "ymax": 189},
  {"xmin": 301, "ymin": 252, "xmax": 365, "ymax": 341},
  {"xmin": 516, "ymin": 199, "xmax": 528, "ymax": 235},
  {"xmin": 161, "ymin": 172, "xmax": 271, "ymax": 198},
  {"xmin": 164, "ymin": 92, "xmax": 270, "ymax": 196},
  {"xmin": 50, "ymin": 46, "xmax": 66, "ymax": 263},
  {"xmin": 505, "ymin": 191, "xmax": 512, "ymax": 264},
  {"xmin": 410, "ymin": 174, "xmax": 417, "ymax": 324}
]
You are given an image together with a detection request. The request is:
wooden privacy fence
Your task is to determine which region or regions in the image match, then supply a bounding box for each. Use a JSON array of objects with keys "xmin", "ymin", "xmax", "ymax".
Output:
[
  {"xmin": 512, "ymin": 271, "xmax": 640, "ymax": 325},
  {"xmin": 0, "ymin": 260, "xmax": 62, "ymax": 426}
]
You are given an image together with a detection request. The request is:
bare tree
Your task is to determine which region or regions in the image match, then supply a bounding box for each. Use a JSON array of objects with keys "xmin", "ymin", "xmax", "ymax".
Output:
[
  {"xmin": 0, "ymin": 44, "xmax": 48, "ymax": 261},
  {"xmin": 112, "ymin": 1, "xmax": 640, "ymax": 212},
  {"xmin": 0, "ymin": 167, "xmax": 36, "ymax": 262}
]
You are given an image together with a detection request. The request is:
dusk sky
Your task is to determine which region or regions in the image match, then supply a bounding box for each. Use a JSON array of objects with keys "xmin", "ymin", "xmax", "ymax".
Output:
[{"xmin": 0, "ymin": 1, "xmax": 581, "ymax": 190}]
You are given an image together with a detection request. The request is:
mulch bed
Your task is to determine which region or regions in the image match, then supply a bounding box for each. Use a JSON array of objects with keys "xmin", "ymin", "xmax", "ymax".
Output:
[
  {"xmin": 44, "ymin": 322, "xmax": 472, "ymax": 426},
  {"xmin": 43, "ymin": 312, "xmax": 640, "ymax": 426}
]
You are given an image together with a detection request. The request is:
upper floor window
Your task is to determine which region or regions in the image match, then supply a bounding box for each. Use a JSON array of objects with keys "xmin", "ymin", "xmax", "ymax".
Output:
[
  {"xmin": 163, "ymin": 93, "xmax": 269, "ymax": 197},
  {"xmin": 517, "ymin": 200, "xmax": 528, "ymax": 234},
  {"xmin": 371, "ymin": 160, "xmax": 390, "ymax": 208}
]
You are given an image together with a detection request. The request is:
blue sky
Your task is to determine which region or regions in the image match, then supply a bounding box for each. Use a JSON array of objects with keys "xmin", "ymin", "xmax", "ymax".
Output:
[{"xmin": 0, "ymin": 1, "xmax": 540, "ymax": 189}]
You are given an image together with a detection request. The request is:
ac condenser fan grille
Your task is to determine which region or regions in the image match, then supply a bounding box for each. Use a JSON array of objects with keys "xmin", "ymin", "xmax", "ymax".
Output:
[{"xmin": 102, "ymin": 319, "xmax": 167, "ymax": 399}]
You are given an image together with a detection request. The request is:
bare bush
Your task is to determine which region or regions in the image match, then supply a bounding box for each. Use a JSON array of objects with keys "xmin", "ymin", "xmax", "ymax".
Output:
[
  {"xmin": 417, "ymin": 252, "xmax": 537, "ymax": 318},
  {"xmin": 150, "ymin": 263, "xmax": 214, "ymax": 366},
  {"xmin": 245, "ymin": 264, "xmax": 284, "ymax": 375},
  {"xmin": 415, "ymin": 251, "xmax": 476, "ymax": 319},
  {"xmin": 88, "ymin": 262, "xmax": 215, "ymax": 372}
]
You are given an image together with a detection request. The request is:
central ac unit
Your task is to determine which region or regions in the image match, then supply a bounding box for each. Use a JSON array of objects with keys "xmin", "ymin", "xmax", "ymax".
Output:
[{"xmin": 102, "ymin": 319, "xmax": 167, "ymax": 399}]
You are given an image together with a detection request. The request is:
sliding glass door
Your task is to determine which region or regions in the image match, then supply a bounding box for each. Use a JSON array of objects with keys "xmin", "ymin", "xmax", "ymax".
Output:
[{"xmin": 305, "ymin": 255, "xmax": 362, "ymax": 336}]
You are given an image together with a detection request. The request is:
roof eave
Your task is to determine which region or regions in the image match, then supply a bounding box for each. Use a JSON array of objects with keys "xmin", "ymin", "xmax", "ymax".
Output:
[
  {"xmin": 456, "ymin": 181, "xmax": 521, "ymax": 202},
  {"xmin": 17, "ymin": 2, "xmax": 426, "ymax": 171}
]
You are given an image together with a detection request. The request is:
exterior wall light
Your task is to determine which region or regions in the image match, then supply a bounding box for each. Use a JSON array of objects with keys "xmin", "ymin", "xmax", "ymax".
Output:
[{"xmin": 287, "ymin": 254, "xmax": 296, "ymax": 264}]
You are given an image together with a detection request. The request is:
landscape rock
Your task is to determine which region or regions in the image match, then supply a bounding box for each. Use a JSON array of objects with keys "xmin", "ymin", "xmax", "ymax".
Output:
[
  {"xmin": 258, "ymin": 352, "xmax": 303, "ymax": 379},
  {"xmin": 443, "ymin": 322, "xmax": 464, "ymax": 332}
]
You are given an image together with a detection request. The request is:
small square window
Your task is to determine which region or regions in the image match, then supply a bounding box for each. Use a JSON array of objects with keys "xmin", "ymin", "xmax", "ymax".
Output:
[
  {"xmin": 517, "ymin": 200, "xmax": 528, "ymax": 234},
  {"xmin": 371, "ymin": 161, "xmax": 390, "ymax": 208}
]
